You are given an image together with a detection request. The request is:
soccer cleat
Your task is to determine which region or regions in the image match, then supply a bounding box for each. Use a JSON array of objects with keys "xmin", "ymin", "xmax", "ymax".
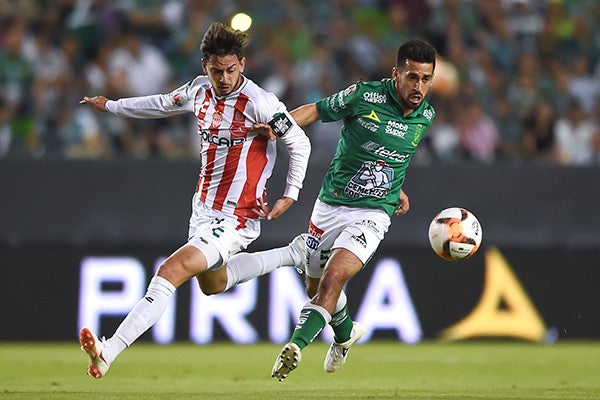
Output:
[
  {"xmin": 288, "ymin": 233, "xmax": 308, "ymax": 274},
  {"xmin": 272, "ymin": 342, "xmax": 302, "ymax": 381},
  {"xmin": 324, "ymin": 321, "xmax": 366, "ymax": 372},
  {"xmin": 80, "ymin": 328, "xmax": 110, "ymax": 379}
]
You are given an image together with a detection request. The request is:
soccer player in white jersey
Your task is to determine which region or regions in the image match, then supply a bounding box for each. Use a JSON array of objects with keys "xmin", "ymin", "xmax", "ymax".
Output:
[{"xmin": 78, "ymin": 22, "xmax": 311, "ymax": 379}]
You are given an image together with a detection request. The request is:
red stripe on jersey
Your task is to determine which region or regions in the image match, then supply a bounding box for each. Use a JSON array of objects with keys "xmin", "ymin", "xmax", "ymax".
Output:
[
  {"xmin": 200, "ymin": 96, "xmax": 225, "ymax": 203},
  {"xmin": 236, "ymin": 135, "xmax": 269, "ymax": 217},
  {"xmin": 196, "ymin": 91, "xmax": 212, "ymax": 194},
  {"xmin": 236, "ymin": 215, "xmax": 248, "ymax": 230},
  {"xmin": 212, "ymin": 94, "xmax": 250, "ymax": 210}
]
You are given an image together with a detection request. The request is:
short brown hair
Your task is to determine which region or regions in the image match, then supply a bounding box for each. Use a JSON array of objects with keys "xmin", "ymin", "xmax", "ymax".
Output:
[{"xmin": 200, "ymin": 22, "xmax": 249, "ymax": 60}]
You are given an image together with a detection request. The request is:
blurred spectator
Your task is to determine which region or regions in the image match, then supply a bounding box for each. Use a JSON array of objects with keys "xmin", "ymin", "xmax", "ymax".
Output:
[
  {"xmin": 347, "ymin": 6, "xmax": 385, "ymax": 80},
  {"xmin": 0, "ymin": 0, "xmax": 599, "ymax": 165},
  {"xmin": 107, "ymin": 26, "xmax": 172, "ymax": 97},
  {"xmin": 567, "ymin": 54, "xmax": 598, "ymax": 116},
  {"xmin": 293, "ymin": 38, "xmax": 343, "ymax": 104},
  {"xmin": 553, "ymin": 100, "xmax": 598, "ymax": 165},
  {"xmin": 521, "ymin": 100, "xmax": 556, "ymax": 162},
  {"xmin": 0, "ymin": 97, "xmax": 12, "ymax": 157},
  {"xmin": 0, "ymin": 19, "xmax": 35, "ymax": 156},
  {"xmin": 28, "ymin": 21, "xmax": 72, "ymax": 155},
  {"xmin": 425, "ymin": 105, "xmax": 460, "ymax": 163},
  {"xmin": 457, "ymin": 101, "xmax": 501, "ymax": 163},
  {"xmin": 104, "ymin": 25, "xmax": 174, "ymax": 158}
]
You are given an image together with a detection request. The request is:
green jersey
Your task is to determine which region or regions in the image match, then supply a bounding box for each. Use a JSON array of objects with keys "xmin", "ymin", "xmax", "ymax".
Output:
[{"xmin": 315, "ymin": 78, "xmax": 435, "ymax": 216}]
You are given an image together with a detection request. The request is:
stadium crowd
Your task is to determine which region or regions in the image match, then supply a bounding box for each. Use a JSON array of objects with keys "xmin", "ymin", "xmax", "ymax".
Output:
[{"xmin": 1, "ymin": 0, "xmax": 599, "ymax": 164}]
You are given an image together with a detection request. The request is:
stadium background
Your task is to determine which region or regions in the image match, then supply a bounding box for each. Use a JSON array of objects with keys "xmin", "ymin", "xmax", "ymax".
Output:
[{"xmin": 1, "ymin": 0, "xmax": 599, "ymax": 343}]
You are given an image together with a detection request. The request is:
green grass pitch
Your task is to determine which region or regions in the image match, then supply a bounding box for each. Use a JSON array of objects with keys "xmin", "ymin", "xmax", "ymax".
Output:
[{"xmin": 1, "ymin": 341, "xmax": 599, "ymax": 399}]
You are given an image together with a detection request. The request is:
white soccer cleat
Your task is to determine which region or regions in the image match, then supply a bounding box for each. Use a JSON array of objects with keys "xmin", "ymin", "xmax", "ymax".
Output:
[
  {"xmin": 324, "ymin": 321, "xmax": 366, "ymax": 372},
  {"xmin": 272, "ymin": 342, "xmax": 302, "ymax": 382},
  {"xmin": 79, "ymin": 328, "xmax": 110, "ymax": 379},
  {"xmin": 288, "ymin": 233, "xmax": 308, "ymax": 274}
]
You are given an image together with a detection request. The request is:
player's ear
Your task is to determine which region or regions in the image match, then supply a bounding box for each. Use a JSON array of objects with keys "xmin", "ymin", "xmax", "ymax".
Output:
[
  {"xmin": 239, "ymin": 57, "xmax": 246, "ymax": 72},
  {"xmin": 201, "ymin": 59, "xmax": 207, "ymax": 73},
  {"xmin": 392, "ymin": 66, "xmax": 399, "ymax": 81}
]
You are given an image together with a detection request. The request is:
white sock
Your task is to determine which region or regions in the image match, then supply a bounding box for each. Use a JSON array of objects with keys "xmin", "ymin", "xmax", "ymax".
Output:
[
  {"xmin": 103, "ymin": 276, "xmax": 176, "ymax": 364},
  {"xmin": 224, "ymin": 246, "xmax": 295, "ymax": 291},
  {"xmin": 333, "ymin": 290, "xmax": 348, "ymax": 315}
]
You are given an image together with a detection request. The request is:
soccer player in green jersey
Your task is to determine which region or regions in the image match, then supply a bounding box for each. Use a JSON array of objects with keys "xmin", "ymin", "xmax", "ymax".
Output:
[{"xmin": 271, "ymin": 39, "xmax": 437, "ymax": 381}]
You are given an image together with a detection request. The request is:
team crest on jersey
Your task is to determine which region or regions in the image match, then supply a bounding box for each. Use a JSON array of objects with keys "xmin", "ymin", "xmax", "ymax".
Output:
[
  {"xmin": 345, "ymin": 160, "xmax": 393, "ymax": 199},
  {"xmin": 211, "ymin": 110, "xmax": 223, "ymax": 128},
  {"xmin": 411, "ymin": 125, "xmax": 424, "ymax": 147},
  {"xmin": 169, "ymin": 87, "xmax": 187, "ymax": 107}
]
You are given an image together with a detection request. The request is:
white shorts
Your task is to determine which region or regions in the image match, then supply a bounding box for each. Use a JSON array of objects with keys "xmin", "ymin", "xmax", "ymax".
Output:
[
  {"xmin": 305, "ymin": 199, "xmax": 391, "ymax": 279},
  {"xmin": 187, "ymin": 193, "xmax": 260, "ymax": 271}
]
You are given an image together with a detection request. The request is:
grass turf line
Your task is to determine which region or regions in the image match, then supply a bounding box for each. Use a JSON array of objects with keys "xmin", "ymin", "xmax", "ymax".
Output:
[{"xmin": 0, "ymin": 341, "xmax": 599, "ymax": 399}]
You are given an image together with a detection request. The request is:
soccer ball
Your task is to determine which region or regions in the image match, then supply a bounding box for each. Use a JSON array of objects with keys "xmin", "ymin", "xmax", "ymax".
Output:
[{"xmin": 428, "ymin": 207, "xmax": 482, "ymax": 261}]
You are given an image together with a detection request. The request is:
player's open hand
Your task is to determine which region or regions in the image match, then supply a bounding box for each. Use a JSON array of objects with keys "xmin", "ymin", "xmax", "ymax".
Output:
[
  {"xmin": 252, "ymin": 123, "xmax": 277, "ymax": 141},
  {"xmin": 253, "ymin": 197, "xmax": 294, "ymax": 220},
  {"xmin": 79, "ymin": 96, "xmax": 109, "ymax": 112}
]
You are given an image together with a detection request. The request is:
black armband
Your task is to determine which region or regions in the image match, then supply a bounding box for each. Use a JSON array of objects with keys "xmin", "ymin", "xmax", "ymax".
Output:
[{"xmin": 268, "ymin": 112, "xmax": 294, "ymax": 137}]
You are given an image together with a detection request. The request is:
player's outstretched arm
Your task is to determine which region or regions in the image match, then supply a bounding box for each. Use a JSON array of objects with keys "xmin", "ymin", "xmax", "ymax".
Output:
[
  {"xmin": 290, "ymin": 103, "xmax": 319, "ymax": 127},
  {"xmin": 79, "ymin": 96, "xmax": 110, "ymax": 112},
  {"xmin": 252, "ymin": 103, "xmax": 319, "ymax": 140}
]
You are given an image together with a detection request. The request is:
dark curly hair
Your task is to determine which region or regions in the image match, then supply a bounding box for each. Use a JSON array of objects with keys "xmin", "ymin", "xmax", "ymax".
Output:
[
  {"xmin": 396, "ymin": 39, "xmax": 437, "ymax": 71},
  {"xmin": 200, "ymin": 22, "xmax": 249, "ymax": 61}
]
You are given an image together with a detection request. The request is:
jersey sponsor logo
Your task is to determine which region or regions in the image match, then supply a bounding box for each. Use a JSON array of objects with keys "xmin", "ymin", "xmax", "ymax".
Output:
[
  {"xmin": 337, "ymin": 91, "xmax": 347, "ymax": 109},
  {"xmin": 307, "ymin": 220, "xmax": 324, "ymax": 250},
  {"xmin": 357, "ymin": 117, "xmax": 379, "ymax": 132},
  {"xmin": 385, "ymin": 120, "xmax": 409, "ymax": 138},
  {"xmin": 356, "ymin": 219, "xmax": 382, "ymax": 235},
  {"xmin": 199, "ymin": 130, "xmax": 245, "ymax": 147},
  {"xmin": 328, "ymin": 90, "xmax": 347, "ymax": 113},
  {"xmin": 268, "ymin": 112, "xmax": 293, "ymax": 137},
  {"xmin": 345, "ymin": 160, "xmax": 393, "ymax": 199},
  {"xmin": 363, "ymin": 92, "xmax": 387, "ymax": 104},
  {"xmin": 327, "ymin": 95, "xmax": 339, "ymax": 113},
  {"xmin": 351, "ymin": 232, "xmax": 367, "ymax": 248},
  {"xmin": 361, "ymin": 141, "xmax": 410, "ymax": 163},
  {"xmin": 363, "ymin": 110, "xmax": 381, "ymax": 123}
]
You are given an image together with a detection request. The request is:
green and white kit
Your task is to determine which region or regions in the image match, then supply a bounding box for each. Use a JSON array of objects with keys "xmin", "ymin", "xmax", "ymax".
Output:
[{"xmin": 316, "ymin": 78, "xmax": 435, "ymax": 216}]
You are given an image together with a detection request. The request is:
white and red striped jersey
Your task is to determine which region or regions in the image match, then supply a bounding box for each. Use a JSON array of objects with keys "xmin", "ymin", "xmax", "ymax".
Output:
[{"xmin": 105, "ymin": 75, "xmax": 310, "ymax": 221}]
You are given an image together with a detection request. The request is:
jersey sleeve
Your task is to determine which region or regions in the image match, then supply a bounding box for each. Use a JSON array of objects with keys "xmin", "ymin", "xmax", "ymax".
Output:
[
  {"xmin": 258, "ymin": 91, "xmax": 311, "ymax": 201},
  {"xmin": 105, "ymin": 79, "xmax": 197, "ymax": 118},
  {"xmin": 274, "ymin": 108, "xmax": 311, "ymax": 200},
  {"xmin": 315, "ymin": 82, "xmax": 362, "ymax": 122}
]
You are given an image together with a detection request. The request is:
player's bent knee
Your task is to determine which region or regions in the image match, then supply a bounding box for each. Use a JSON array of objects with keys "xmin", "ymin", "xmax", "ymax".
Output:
[{"xmin": 196, "ymin": 270, "xmax": 228, "ymax": 295}]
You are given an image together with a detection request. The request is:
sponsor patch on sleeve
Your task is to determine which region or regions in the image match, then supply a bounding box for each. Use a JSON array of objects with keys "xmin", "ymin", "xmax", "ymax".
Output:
[
  {"xmin": 169, "ymin": 85, "xmax": 189, "ymax": 107},
  {"xmin": 268, "ymin": 112, "xmax": 294, "ymax": 137}
]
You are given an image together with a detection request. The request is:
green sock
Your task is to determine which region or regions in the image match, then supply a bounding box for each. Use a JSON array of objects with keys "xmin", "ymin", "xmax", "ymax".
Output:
[
  {"xmin": 331, "ymin": 304, "xmax": 354, "ymax": 343},
  {"xmin": 290, "ymin": 305, "xmax": 330, "ymax": 350}
]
